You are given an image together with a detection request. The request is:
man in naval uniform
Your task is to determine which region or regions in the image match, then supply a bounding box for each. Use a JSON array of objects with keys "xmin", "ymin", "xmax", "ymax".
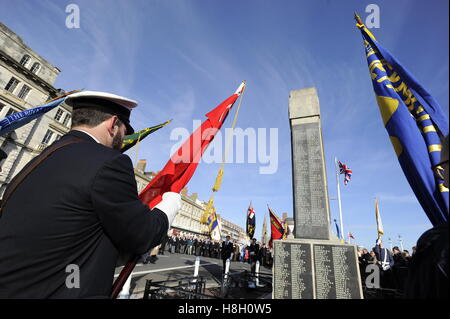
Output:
[{"xmin": 0, "ymin": 91, "xmax": 181, "ymax": 298}]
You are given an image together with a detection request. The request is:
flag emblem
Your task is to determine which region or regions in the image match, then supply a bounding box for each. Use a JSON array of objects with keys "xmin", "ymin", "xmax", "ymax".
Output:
[
  {"xmin": 356, "ymin": 16, "xmax": 449, "ymax": 225},
  {"xmin": 338, "ymin": 160, "xmax": 352, "ymax": 185},
  {"xmin": 246, "ymin": 203, "xmax": 256, "ymax": 239}
]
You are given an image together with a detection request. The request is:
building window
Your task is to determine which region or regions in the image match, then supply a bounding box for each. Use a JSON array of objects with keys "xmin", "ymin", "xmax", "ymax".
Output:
[
  {"xmin": 5, "ymin": 108, "xmax": 17, "ymax": 117},
  {"xmin": 55, "ymin": 134, "xmax": 62, "ymax": 141},
  {"xmin": 54, "ymin": 109, "xmax": 64, "ymax": 122},
  {"xmin": 0, "ymin": 102, "xmax": 4, "ymax": 114},
  {"xmin": 41, "ymin": 130, "xmax": 54, "ymax": 145},
  {"xmin": 4, "ymin": 77, "xmax": 20, "ymax": 93},
  {"xmin": 19, "ymin": 55, "xmax": 31, "ymax": 67},
  {"xmin": 62, "ymin": 113, "xmax": 71, "ymax": 126},
  {"xmin": 30, "ymin": 62, "xmax": 40, "ymax": 74},
  {"xmin": 17, "ymin": 85, "xmax": 31, "ymax": 100}
]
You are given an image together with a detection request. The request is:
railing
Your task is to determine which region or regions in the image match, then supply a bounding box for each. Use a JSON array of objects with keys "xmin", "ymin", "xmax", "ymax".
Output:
[{"xmin": 143, "ymin": 276, "xmax": 216, "ymax": 299}]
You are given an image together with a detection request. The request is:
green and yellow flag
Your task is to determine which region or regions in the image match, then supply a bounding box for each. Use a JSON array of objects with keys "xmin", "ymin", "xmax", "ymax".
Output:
[{"xmin": 121, "ymin": 120, "xmax": 171, "ymax": 153}]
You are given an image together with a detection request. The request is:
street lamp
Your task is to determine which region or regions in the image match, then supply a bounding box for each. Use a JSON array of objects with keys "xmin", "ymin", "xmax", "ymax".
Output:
[{"xmin": 398, "ymin": 234, "xmax": 404, "ymax": 251}]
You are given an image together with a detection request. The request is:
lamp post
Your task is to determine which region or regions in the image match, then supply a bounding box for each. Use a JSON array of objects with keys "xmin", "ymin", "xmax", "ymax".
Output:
[{"xmin": 398, "ymin": 234, "xmax": 404, "ymax": 251}]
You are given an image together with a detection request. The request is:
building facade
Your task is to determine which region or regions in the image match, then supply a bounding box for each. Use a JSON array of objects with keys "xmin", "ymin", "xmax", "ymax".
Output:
[
  {"xmin": 217, "ymin": 214, "xmax": 248, "ymax": 244},
  {"xmin": 0, "ymin": 22, "xmax": 70, "ymax": 196}
]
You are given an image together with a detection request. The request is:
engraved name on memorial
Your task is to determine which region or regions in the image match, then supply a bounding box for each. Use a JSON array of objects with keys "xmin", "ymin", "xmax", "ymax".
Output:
[
  {"xmin": 273, "ymin": 241, "xmax": 313, "ymax": 299},
  {"xmin": 292, "ymin": 122, "xmax": 329, "ymax": 239},
  {"xmin": 313, "ymin": 244, "xmax": 361, "ymax": 299}
]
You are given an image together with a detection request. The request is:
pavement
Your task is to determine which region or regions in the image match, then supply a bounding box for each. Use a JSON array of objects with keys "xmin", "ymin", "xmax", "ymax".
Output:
[{"xmin": 114, "ymin": 253, "xmax": 273, "ymax": 298}]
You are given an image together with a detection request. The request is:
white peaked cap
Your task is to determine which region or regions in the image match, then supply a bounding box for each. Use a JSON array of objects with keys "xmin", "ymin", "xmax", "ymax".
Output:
[{"xmin": 65, "ymin": 91, "xmax": 138, "ymax": 110}]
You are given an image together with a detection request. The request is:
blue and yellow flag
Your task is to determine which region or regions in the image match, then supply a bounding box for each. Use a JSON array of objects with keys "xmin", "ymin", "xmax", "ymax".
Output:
[
  {"xmin": 356, "ymin": 18, "xmax": 449, "ymax": 225},
  {"xmin": 207, "ymin": 209, "xmax": 221, "ymax": 240}
]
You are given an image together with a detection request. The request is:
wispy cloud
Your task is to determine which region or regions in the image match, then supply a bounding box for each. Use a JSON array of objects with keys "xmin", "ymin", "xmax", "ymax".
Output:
[{"xmin": 374, "ymin": 193, "xmax": 417, "ymax": 204}]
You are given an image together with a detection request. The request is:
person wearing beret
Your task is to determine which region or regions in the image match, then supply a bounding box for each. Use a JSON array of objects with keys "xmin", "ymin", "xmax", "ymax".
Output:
[{"xmin": 0, "ymin": 91, "xmax": 181, "ymax": 298}]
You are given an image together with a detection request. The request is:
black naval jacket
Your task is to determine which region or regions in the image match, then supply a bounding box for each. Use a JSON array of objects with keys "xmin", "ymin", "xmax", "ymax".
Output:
[{"xmin": 0, "ymin": 130, "xmax": 169, "ymax": 298}]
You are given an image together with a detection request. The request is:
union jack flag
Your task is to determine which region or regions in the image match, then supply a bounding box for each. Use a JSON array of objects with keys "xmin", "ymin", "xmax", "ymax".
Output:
[{"xmin": 338, "ymin": 160, "xmax": 352, "ymax": 185}]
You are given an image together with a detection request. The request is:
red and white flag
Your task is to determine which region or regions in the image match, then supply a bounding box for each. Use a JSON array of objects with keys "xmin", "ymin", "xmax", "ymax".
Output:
[{"xmin": 139, "ymin": 82, "xmax": 246, "ymax": 208}]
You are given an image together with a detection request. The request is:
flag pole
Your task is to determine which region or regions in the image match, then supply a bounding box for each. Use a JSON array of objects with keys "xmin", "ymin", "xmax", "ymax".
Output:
[
  {"xmin": 335, "ymin": 157, "xmax": 345, "ymax": 241},
  {"xmin": 133, "ymin": 132, "xmax": 143, "ymax": 169}
]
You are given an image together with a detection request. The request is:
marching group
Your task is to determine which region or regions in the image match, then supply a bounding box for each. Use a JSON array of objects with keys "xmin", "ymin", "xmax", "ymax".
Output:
[{"xmin": 143, "ymin": 234, "xmax": 274, "ymax": 273}]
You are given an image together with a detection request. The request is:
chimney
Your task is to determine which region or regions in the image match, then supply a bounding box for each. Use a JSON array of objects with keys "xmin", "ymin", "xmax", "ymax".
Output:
[
  {"xmin": 282, "ymin": 212, "xmax": 288, "ymax": 221},
  {"xmin": 136, "ymin": 159, "xmax": 146, "ymax": 172},
  {"xmin": 181, "ymin": 187, "xmax": 188, "ymax": 197},
  {"xmin": 190, "ymin": 193, "xmax": 198, "ymax": 201}
]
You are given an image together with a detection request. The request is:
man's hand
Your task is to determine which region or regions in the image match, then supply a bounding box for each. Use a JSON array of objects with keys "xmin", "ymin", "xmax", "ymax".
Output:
[{"xmin": 154, "ymin": 192, "xmax": 181, "ymax": 230}]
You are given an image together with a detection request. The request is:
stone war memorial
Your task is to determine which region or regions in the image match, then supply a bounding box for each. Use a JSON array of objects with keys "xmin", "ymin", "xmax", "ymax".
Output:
[{"xmin": 273, "ymin": 87, "xmax": 363, "ymax": 299}]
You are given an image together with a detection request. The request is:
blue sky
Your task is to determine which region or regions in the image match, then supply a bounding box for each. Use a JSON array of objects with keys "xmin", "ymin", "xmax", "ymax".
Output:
[{"xmin": 1, "ymin": 0, "xmax": 448, "ymax": 251}]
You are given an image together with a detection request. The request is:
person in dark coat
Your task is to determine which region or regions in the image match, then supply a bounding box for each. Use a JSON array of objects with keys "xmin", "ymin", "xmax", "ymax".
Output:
[
  {"xmin": 221, "ymin": 236, "xmax": 233, "ymax": 274},
  {"xmin": 0, "ymin": 91, "xmax": 181, "ymax": 298},
  {"xmin": 373, "ymin": 239, "xmax": 395, "ymax": 289},
  {"xmin": 175, "ymin": 236, "xmax": 180, "ymax": 253},
  {"xmin": 405, "ymin": 135, "xmax": 448, "ymax": 299},
  {"xmin": 159, "ymin": 235, "xmax": 169, "ymax": 255},
  {"xmin": 214, "ymin": 241, "xmax": 220, "ymax": 259},
  {"xmin": 248, "ymin": 238, "xmax": 260, "ymax": 275},
  {"xmin": 405, "ymin": 222, "xmax": 448, "ymax": 298},
  {"xmin": 192, "ymin": 238, "xmax": 197, "ymax": 256}
]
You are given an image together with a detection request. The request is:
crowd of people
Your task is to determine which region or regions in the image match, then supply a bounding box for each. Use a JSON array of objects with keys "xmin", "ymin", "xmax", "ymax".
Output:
[
  {"xmin": 358, "ymin": 240, "xmax": 413, "ymax": 292},
  {"xmin": 357, "ymin": 232, "xmax": 449, "ymax": 299},
  {"xmin": 143, "ymin": 233, "xmax": 273, "ymax": 272}
]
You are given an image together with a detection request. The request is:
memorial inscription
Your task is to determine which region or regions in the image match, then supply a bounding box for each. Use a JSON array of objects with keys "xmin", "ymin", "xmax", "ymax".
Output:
[
  {"xmin": 292, "ymin": 122, "xmax": 329, "ymax": 239},
  {"xmin": 273, "ymin": 242, "xmax": 313, "ymax": 299},
  {"xmin": 313, "ymin": 244, "xmax": 361, "ymax": 299},
  {"xmin": 276, "ymin": 87, "xmax": 363, "ymax": 299}
]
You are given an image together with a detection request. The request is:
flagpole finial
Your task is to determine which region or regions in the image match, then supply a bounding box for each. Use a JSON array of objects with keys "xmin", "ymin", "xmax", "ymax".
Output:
[{"xmin": 354, "ymin": 12, "xmax": 363, "ymax": 25}]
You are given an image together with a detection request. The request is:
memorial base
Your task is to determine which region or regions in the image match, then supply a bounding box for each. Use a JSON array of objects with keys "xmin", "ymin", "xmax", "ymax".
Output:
[{"xmin": 273, "ymin": 238, "xmax": 363, "ymax": 299}]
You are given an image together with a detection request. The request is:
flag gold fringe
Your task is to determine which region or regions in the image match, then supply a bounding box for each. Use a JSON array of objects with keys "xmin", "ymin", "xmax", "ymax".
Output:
[{"xmin": 212, "ymin": 168, "xmax": 224, "ymax": 192}]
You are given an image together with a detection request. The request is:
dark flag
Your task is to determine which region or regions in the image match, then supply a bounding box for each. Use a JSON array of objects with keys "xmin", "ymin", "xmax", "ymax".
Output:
[
  {"xmin": 356, "ymin": 16, "xmax": 449, "ymax": 225},
  {"xmin": 334, "ymin": 219, "xmax": 342, "ymax": 239},
  {"xmin": 0, "ymin": 90, "xmax": 80, "ymax": 136},
  {"xmin": 246, "ymin": 203, "xmax": 256, "ymax": 239},
  {"xmin": 121, "ymin": 120, "xmax": 171, "ymax": 153}
]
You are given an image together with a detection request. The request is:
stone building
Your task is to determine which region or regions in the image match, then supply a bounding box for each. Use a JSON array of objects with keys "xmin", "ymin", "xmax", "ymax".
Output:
[
  {"xmin": 173, "ymin": 189, "xmax": 210, "ymax": 238},
  {"xmin": 217, "ymin": 214, "xmax": 248, "ymax": 244},
  {"xmin": 0, "ymin": 22, "xmax": 70, "ymax": 196}
]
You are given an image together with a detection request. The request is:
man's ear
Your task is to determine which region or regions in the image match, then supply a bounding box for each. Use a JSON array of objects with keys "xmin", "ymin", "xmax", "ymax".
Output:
[{"xmin": 106, "ymin": 115, "xmax": 119, "ymax": 136}]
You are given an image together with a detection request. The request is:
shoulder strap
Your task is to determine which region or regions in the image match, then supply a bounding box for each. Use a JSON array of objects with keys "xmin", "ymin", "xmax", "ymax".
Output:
[{"xmin": 0, "ymin": 137, "xmax": 84, "ymax": 213}]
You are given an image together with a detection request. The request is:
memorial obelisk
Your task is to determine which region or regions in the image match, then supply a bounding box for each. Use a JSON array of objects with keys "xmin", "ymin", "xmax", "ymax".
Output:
[{"xmin": 272, "ymin": 88, "xmax": 363, "ymax": 299}]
